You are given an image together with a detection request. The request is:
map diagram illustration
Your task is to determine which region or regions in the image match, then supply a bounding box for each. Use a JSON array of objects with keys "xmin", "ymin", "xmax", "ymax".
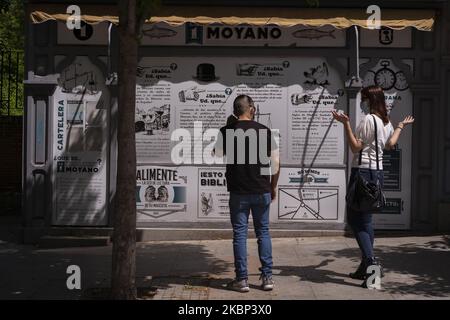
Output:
[{"xmin": 278, "ymin": 187, "xmax": 339, "ymax": 220}]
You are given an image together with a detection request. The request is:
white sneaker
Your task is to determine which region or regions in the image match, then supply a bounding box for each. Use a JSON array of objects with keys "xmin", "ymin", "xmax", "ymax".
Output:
[
  {"xmin": 226, "ymin": 279, "xmax": 250, "ymax": 293},
  {"xmin": 260, "ymin": 275, "xmax": 274, "ymax": 291}
]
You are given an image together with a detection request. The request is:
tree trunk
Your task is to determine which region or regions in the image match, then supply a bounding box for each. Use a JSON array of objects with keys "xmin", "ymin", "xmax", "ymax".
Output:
[{"xmin": 111, "ymin": 0, "xmax": 139, "ymax": 300}]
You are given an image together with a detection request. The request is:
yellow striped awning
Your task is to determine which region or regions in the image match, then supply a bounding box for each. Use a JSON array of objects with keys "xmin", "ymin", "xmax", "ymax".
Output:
[{"xmin": 29, "ymin": 5, "xmax": 436, "ymax": 31}]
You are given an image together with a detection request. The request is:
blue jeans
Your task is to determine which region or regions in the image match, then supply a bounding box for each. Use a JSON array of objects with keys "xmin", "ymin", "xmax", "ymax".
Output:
[
  {"xmin": 229, "ymin": 192, "xmax": 273, "ymax": 280},
  {"xmin": 347, "ymin": 168, "xmax": 384, "ymax": 261}
]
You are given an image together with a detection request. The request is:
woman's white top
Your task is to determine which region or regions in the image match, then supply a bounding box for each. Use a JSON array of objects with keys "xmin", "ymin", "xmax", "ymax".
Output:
[{"xmin": 351, "ymin": 114, "xmax": 394, "ymax": 170}]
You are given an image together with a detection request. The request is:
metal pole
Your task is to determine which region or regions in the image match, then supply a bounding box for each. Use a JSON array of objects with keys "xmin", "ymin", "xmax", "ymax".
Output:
[
  {"xmin": 354, "ymin": 25, "xmax": 360, "ymax": 80},
  {"xmin": 108, "ymin": 22, "xmax": 112, "ymax": 77}
]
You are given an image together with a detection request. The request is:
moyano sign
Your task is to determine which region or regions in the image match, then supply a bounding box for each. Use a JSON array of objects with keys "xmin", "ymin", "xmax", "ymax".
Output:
[{"xmin": 206, "ymin": 26, "xmax": 282, "ymax": 40}]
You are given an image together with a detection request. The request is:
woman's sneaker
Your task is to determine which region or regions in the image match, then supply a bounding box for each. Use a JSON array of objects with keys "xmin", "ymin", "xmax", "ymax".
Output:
[
  {"xmin": 226, "ymin": 279, "xmax": 250, "ymax": 293},
  {"xmin": 260, "ymin": 275, "xmax": 274, "ymax": 291},
  {"xmin": 350, "ymin": 258, "xmax": 385, "ymax": 281},
  {"xmin": 361, "ymin": 258, "xmax": 383, "ymax": 289}
]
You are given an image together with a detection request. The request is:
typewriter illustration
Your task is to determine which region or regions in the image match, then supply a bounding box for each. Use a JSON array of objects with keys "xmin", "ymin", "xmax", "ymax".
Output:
[
  {"xmin": 178, "ymin": 87, "xmax": 206, "ymax": 102},
  {"xmin": 236, "ymin": 63, "xmax": 262, "ymax": 76}
]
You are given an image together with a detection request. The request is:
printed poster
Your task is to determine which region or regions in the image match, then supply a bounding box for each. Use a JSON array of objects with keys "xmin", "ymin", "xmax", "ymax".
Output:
[
  {"xmin": 276, "ymin": 168, "xmax": 346, "ymax": 222},
  {"xmin": 135, "ymin": 56, "xmax": 348, "ymax": 225},
  {"xmin": 136, "ymin": 57, "xmax": 346, "ymax": 166},
  {"xmin": 357, "ymin": 58, "xmax": 413, "ymax": 229},
  {"xmin": 52, "ymin": 57, "xmax": 108, "ymax": 226},
  {"xmin": 135, "ymin": 63, "xmax": 174, "ymax": 162},
  {"xmin": 136, "ymin": 165, "xmax": 190, "ymax": 221},
  {"xmin": 198, "ymin": 168, "xmax": 229, "ymax": 219},
  {"xmin": 287, "ymin": 58, "xmax": 346, "ymax": 165}
]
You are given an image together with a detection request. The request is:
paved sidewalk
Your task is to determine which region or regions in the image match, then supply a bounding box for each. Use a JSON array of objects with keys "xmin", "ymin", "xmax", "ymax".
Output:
[{"xmin": 0, "ymin": 234, "xmax": 449, "ymax": 299}]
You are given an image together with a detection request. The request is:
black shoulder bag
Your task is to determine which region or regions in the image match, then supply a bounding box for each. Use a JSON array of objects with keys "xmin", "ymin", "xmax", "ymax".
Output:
[{"xmin": 346, "ymin": 115, "xmax": 386, "ymax": 213}]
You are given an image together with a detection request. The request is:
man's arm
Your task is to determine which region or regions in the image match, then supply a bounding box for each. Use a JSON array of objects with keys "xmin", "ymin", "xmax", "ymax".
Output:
[
  {"xmin": 212, "ymin": 129, "xmax": 225, "ymax": 158},
  {"xmin": 270, "ymin": 148, "xmax": 280, "ymax": 201}
]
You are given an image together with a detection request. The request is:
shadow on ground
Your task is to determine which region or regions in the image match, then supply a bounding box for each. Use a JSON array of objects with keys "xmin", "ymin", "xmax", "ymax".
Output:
[
  {"xmin": 2, "ymin": 236, "xmax": 450, "ymax": 299},
  {"xmin": 296, "ymin": 235, "xmax": 450, "ymax": 297},
  {"xmin": 0, "ymin": 241, "xmax": 231, "ymax": 299},
  {"xmin": 275, "ymin": 259, "xmax": 363, "ymax": 288},
  {"xmin": 0, "ymin": 215, "xmax": 22, "ymax": 244},
  {"xmin": 133, "ymin": 242, "xmax": 232, "ymax": 299}
]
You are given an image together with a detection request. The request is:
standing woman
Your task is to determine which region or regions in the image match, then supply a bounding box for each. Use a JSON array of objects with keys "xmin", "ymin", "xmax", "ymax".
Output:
[{"xmin": 332, "ymin": 85, "xmax": 414, "ymax": 285}]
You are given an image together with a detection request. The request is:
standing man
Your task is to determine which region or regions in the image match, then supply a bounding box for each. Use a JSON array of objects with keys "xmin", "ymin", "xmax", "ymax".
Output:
[{"xmin": 215, "ymin": 95, "xmax": 280, "ymax": 293}]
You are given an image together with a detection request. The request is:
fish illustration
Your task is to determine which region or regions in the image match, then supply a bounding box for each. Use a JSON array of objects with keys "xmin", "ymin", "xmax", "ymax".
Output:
[
  {"xmin": 292, "ymin": 28, "xmax": 336, "ymax": 40},
  {"xmin": 142, "ymin": 26, "xmax": 178, "ymax": 39}
]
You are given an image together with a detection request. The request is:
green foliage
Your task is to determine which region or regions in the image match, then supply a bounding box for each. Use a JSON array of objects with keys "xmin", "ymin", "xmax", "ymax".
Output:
[
  {"xmin": 137, "ymin": 0, "xmax": 161, "ymax": 22},
  {"xmin": 0, "ymin": 0, "xmax": 25, "ymax": 50},
  {"xmin": 0, "ymin": 0, "xmax": 24, "ymax": 116},
  {"xmin": 132, "ymin": 0, "xmax": 161, "ymax": 43},
  {"xmin": 136, "ymin": 0, "xmax": 161, "ymax": 30}
]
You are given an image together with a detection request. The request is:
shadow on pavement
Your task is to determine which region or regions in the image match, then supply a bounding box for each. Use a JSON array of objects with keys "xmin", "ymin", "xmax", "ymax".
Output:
[
  {"xmin": 0, "ymin": 215, "xmax": 22, "ymax": 244},
  {"xmin": 0, "ymin": 241, "xmax": 231, "ymax": 299},
  {"xmin": 275, "ymin": 259, "xmax": 363, "ymax": 288},
  {"xmin": 2, "ymin": 236, "xmax": 450, "ymax": 299},
  {"xmin": 313, "ymin": 235, "xmax": 450, "ymax": 297},
  {"xmin": 133, "ymin": 242, "xmax": 232, "ymax": 299}
]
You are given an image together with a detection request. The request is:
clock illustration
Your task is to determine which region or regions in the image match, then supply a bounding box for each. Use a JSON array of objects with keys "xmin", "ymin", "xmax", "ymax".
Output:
[
  {"xmin": 374, "ymin": 61, "xmax": 396, "ymax": 90},
  {"xmin": 365, "ymin": 60, "xmax": 409, "ymax": 91},
  {"xmin": 394, "ymin": 70, "xmax": 409, "ymax": 91}
]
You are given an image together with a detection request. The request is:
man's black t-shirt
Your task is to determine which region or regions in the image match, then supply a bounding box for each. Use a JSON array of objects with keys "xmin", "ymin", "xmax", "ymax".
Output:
[{"xmin": 217, "ymin": 120, "xmax": 275, "ymax": 194}]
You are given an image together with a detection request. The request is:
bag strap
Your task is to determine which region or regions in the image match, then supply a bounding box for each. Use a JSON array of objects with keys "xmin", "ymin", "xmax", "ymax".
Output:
[
  {"xmin": 358, "ymin": 147, "xmax": 362, "ymax": 166},
  {"xmin": 372, "ymin": 115, "xmax": 380, "ymax": 171}
]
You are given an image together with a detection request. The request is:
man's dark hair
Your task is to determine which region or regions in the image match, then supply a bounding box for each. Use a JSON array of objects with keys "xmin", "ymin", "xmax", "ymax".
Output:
[{"xmin": 233, "ymin": 95, "xmax": 254, "ymax": 117}]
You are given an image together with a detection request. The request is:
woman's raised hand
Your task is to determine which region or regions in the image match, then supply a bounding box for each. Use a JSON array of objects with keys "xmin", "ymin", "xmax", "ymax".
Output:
[
  {"xmin": 331, "ymin": 110, "xmax": 350, "ymax": 124},
  {"xmin": 400, "ymin": 115, "xmax": 415, "ymax": 127}
]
